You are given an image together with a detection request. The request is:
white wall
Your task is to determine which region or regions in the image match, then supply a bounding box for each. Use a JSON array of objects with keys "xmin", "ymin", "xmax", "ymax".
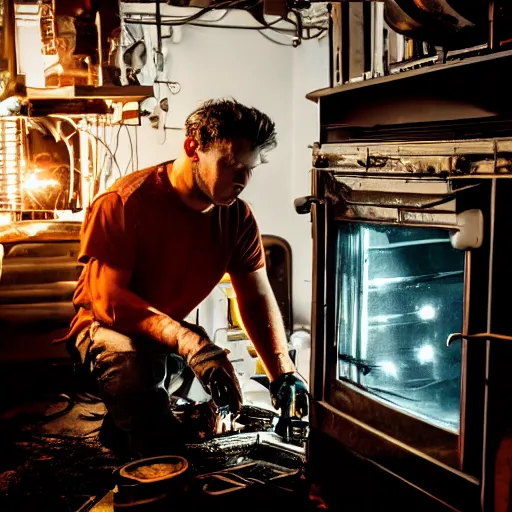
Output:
[
  {"xmin": 290, "ymin": 40, "xmax": 329, "ymax": 328},
  {"xmin": 114, "ymin": 6, "xmax": 330, "ymax": 328}
]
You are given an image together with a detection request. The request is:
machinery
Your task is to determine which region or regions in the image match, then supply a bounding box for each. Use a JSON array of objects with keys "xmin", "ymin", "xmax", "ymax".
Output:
[{"xmin": 298, "ymin": 1, "xmax": 512, "ymax": 510}]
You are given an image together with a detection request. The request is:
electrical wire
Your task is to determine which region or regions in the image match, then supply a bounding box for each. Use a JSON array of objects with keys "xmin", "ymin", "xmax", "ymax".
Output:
[
  {"xmin": 124, "ymin": 0, "xmax": 316, "ymax": 35},
  {"xmin": 45, "ymin": 115, "xmax": 82, "ymax": 206},
  {"xmin": 159, "ymin": 109, "xmax": 168, "ymax": 145},
  {"xmin": 124, "ymin": 0, "xmax": 254, "ymax": 27},
  {"xmin": 113, "ymin": 124, "xmax": 122, "ymax": 158},
  {"xmin": 124, "ymin": 6, "xmax": 325, "ymax": 46},
  {"xmin": 124, "ymin": 124, "xmax": 134, "ymax": 175},
  {"xmin": 258, "ymin": 30, "xmax": 296, "ymax": 46},
  {"xmin": 185, "ymin": 9, "xmax": 229, "ymax": 23},
  {"xmin": 174, "ymin": 12, "xmax": 307, "ymax": 46},
  {"xmin": 94, "ymin": 117, "xmax": 108, "ymax": 187},
  {"xmin": 129, "ymin": 10, "xmax": 230, "ymax": 24},
  {"xmin": 100, "ymin": 123, "xmax": 114, "ymax": 189},
  {"xmin": 187, "ymin": 14, "xmax": 297, "ymax": 31},
  {"xmin": 291, "ymin": 8, "xmax": 303, "ymax": 40},
  {"xmin": 79, "ymin": 128, "xmax": 123, "ymax": 180},
  {"xmin": 110, "ymin": 124, "xmax": 123, "ymax": 180},
  {"xmin": 301, "ymin": 29, "xmax": 327, "ymax": 40}
]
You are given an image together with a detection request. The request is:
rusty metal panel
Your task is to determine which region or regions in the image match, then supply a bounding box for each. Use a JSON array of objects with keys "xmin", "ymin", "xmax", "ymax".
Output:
[{"xmin": 317, "ymin": 138, "xmax": 512, "ymax": 177}]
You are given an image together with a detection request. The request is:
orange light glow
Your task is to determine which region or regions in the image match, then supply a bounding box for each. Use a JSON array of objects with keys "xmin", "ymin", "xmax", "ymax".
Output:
[{"xmin": 22, "ymin": 171, "xmax": 59, "ymax": 190}]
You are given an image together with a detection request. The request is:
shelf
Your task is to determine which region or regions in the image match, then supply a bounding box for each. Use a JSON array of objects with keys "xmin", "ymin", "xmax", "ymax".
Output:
[
  {"xmin": 26, "ymin": 85, "xmax": 153, "ymax": 103},
  {"xmin": 307, "ymin": 49, "xmax": 512, "ymax": 144},
  {"xmin": 23, "ymin": 85, "xmax": 153, "ymax": 117},
  {"xmin": 307, "ymin": 49, "xmax": 512, "ymax": 103}
]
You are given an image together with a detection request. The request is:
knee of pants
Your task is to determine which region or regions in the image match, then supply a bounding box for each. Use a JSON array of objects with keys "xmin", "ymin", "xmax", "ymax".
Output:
[{"xmin": 93, "ymin": 351, "xmax": 168, "ymax": 402}]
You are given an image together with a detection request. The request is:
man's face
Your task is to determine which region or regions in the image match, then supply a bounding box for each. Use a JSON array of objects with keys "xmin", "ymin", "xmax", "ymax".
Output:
[{"xmin": 192, "ymin": 138, "xmax": 261, "ymax": 207}]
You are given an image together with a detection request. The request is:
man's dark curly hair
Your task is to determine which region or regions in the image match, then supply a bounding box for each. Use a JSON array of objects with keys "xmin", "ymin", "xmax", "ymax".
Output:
[{"xmin": 185, "ymin": 99, "xmax": 277, "ymax": 156}]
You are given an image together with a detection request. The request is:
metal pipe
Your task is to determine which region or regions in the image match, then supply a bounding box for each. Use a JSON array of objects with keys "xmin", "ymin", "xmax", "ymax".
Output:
[
  {"xmin": 488, "ymin": 0, "xmax": 497, "ymax": 51},
  {"xmin": 328, "ymin": 3, "xmax": 333, "ymax": 88},
  {"xmin": 156, "ymin": 0, "xmax": 162, "ymax": 54}
]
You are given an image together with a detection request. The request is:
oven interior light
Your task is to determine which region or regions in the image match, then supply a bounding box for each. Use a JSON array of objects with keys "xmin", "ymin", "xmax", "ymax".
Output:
[
  {"xmin": 380, "ymin": 361, "xmax": 398, "ymax": 378},
  {"xmin": 418, "ymin": 344, "xmax": 435, "ymax": 364},
  {"xmin": 418, "ymin": 304, "xmax": 436, "ymax": 320}
]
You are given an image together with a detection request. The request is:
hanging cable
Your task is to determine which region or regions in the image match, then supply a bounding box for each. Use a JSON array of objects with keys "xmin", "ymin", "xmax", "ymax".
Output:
[
  {"xmin": 187, "ymin": 14, "xmax": 297, "ymax": 31},
  {"xmin": 124, "ymin": 124, "xmax": 134, "ymax": 175},
  {"xmin": 124, "ymin": 0, "xmax": 254, "ymax": 27},
  {"xmin": 258, "ymin": 30, "xmax": 296, "ymax": 46},
  {"xmin": 123, "ymin": 6, "xmax": 325, "ymax": 46}
]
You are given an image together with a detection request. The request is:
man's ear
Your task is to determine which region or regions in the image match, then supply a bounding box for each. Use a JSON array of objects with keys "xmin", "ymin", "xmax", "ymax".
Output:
[{"xmin": 184, "ymin": 137, "xmax": 199, "ymax": 160}]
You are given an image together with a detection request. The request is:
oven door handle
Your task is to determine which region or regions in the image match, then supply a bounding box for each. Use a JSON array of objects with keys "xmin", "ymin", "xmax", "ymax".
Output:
[{"xmin": 446, "ymin": 332, "xmax": 512, "ymax": 346}]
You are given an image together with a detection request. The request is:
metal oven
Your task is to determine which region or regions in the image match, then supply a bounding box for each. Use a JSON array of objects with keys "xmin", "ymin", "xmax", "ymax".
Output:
[{"xmin": 300, "ymin": 48, "xmax": 512, "ymax": 512}]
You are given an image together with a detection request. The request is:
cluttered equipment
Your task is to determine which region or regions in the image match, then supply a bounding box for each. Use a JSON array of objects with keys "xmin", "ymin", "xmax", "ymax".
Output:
[
  {"xmin": 96, "ymin": 266, "xmax": 310, "ymax": 510},
  {"xmin": 105, "ymin": 411, "xmax": 311, "ymax": 510},
  {"xmin": 87, "ymin": 369, "xmax": 310, "ymax": 510}
]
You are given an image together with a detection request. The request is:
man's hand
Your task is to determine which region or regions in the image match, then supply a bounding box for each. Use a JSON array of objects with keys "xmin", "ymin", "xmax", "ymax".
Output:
[
  {"xmin": 270, "ymin": 372, "xmax": 309, "ymax": 418},
  {"xmin": 181, "ymin": 321, "xmax": 243, "ymax": 414}
]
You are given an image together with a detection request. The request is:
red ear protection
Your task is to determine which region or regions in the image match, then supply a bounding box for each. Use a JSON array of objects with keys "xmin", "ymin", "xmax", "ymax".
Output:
[{"xmin": 184, "ymin": 138, "xmax": 198, "ymax": 157}]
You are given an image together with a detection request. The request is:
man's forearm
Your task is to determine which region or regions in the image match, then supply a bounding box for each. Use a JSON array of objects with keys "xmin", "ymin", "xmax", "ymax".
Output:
[
  {"xmin": 88, "ymin": 260, "xmax": 209, "ymax": 359},
  {"xmin": 236, "ymin": 293, "xmax": 295, "ymax": 381},
  {"xmin": 101, "ymin": 294, "xmax": 209, "ymax": 360},
  {"xmin": 136, "ymin": 312, "xmax": 210, "ymax": 359}
]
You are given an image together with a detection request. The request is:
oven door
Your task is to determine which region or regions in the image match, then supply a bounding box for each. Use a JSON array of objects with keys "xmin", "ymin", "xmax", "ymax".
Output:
[{"xmin": 310, "ymin": 174, "xmax": 490, "ymax": 511}]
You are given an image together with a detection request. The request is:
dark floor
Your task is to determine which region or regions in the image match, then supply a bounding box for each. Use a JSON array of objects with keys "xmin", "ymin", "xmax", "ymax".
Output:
[
  {"xmin": 0, "ymin": 391, "xmax": 121, "ymax": 511},
  {"xmin": 0, "ymin": 365, "xmax": 317, "ymax": 511}
]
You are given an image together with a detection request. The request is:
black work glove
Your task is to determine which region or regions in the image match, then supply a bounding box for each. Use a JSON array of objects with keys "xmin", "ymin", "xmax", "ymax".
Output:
[
  {"xmin": 187, "ymin": 342, "xmax": 243, "ymax": 415},
  {"xmin": 270, "ymin": 372, "xmax": 309, "ymax": 418}
]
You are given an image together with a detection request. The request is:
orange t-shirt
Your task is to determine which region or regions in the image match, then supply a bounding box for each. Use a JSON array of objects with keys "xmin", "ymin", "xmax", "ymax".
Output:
[{"xmin": 63, "ymin": 161, "xmax": 265, "ymax": 343}]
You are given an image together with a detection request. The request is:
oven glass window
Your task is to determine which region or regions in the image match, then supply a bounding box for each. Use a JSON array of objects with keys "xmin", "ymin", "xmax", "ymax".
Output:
[{"xmin": 335, "ymin": 223, "xmax": 465, "ymax": 432}]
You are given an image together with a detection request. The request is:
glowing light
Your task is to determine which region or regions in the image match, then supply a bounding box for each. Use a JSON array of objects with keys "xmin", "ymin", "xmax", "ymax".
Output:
[
  {"xmin": 22, "ymin": 172, "xmax": 59, "ymax": 190},
  {"xmin": 418, "ymin": 345, "xmax": 434, "ymax": 364},
  {"xmin": 418, "ymin": 304, "xmax": 436, "ymax": 320},
  {"xmin": 380, "ymin": 361, "xmax": 398, "ymax": 378}
]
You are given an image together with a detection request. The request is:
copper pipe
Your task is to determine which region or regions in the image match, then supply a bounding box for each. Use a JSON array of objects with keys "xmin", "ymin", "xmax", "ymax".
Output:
[{"xmin": 1, "ymin": 0, "xmax": 18, "ymax": 80}]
